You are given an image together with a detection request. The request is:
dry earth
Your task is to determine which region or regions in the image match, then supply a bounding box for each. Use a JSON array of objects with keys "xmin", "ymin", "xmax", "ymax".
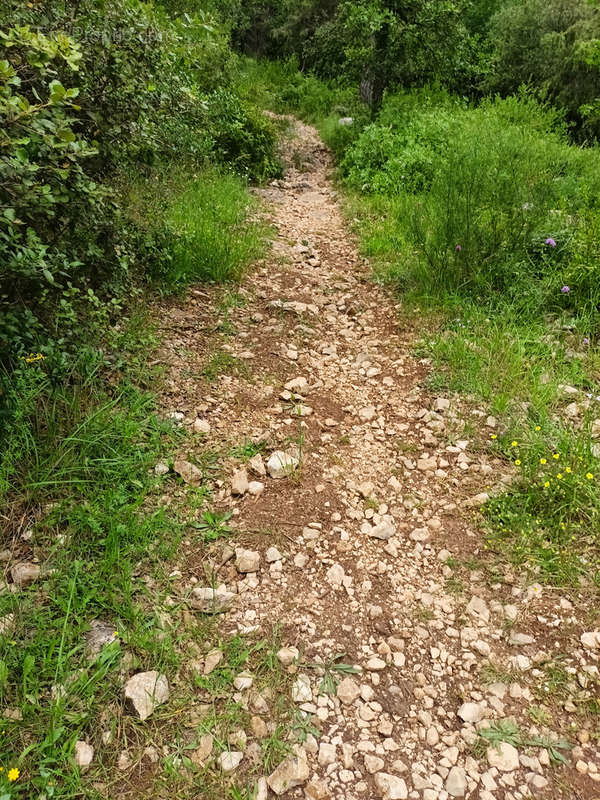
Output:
[{"xmin": 154, "ymin": 119, "xmax": 600, "ymax": 800}]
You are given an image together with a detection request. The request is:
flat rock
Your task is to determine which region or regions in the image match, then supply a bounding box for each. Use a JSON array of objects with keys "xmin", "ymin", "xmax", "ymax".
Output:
[
  {"xmin": 191, "ymin": 586, "xmax": 235, "ymax": 613},
  {"xmin": 292, "ymin": 674, "xmax": 313, "ymax": 702},
  {"xmin": 457, "ymin": 702, "xmax": 483, "ymax": 723},
  {"xmin": 248, "ymin": 453, "xmax": 266, "ymax": 476},
  {"xmin": 487, "ymin": 741, "xmax": 519, "ymax": 771},
  {"xmin": 85, "ymin": 620, "xmax": 116, "ymax": 656},
  {"xmin": 190, "ymin": 734, "xmax": 213, "ymax": 766},
  {"xmin": 193, "ymin": 418, "xmax": 210, "ymax": 434},
  {"xmin": 235, "ymin": 548, "xmax": 260, "ymax": 573},
  {"xmin": 374, "ymin": 772, "xmax": 408, "ymax": 799},
  {"xmin": 581, "ymin": 631, "xmax": 600, "ymax": 650},
  {"xmin": 173, "ymin": 459, "xmax": 203, "ymax": 486},
  {"xmin": 74, "ymin": 740, "xmax": 94, "ymax": 772},
  {"xmin": 124, "ymin": 671, "xmax": 169, "ymax": 721},
  {"xmin": 337, "ymin": 677, "xmax": 361, "ymax": 705},
  {"xmin": 267, "ymin": 752, "xmax": 310, "ymax": 795},
  {"xmin": 285, "ymin": 377, "xmax": 310, "ymax": 394},
  {"xmin": 369, "ymin": 520, "xmax": 395, "ymax": 540},
  {"xmin": 231, "ymin": 468, "xmax": 249, "ymax": 495},
  {"xmin": 446, "ymin": 766, "xmax": 467, "ymax": 797},
  {"xmin": 466, "ymin": 595, "xmax": 490, "ymax": 623},
  {"xmin": 218, "ymin": 751, "xmax": 243, "ymax": 772}
]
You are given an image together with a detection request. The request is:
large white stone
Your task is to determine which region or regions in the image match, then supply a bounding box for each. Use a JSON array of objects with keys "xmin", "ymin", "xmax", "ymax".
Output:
[
  {"xmin": 267, "ymin": 752, "xmax": 310, "ymax": 795},
  {"xmin": 487, "ymin": 742, "xmax": 520, "ymax": 772},
  {"xmin": 374, "ymin": 772, "xmax": 408, "ymax": 799},
  {"xmin": 267, "ymin": 450, "xmax": 299, "ymax": 478},
  {"xmin": 124, "ymin": 671, "xmax": 169, "ymax": 721}
]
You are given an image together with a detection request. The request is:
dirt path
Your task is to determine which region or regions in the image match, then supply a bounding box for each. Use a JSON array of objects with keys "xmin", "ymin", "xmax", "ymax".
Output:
[{"xmin": 157, "ymin": 120, "xmax": 599, "ymax": 800}]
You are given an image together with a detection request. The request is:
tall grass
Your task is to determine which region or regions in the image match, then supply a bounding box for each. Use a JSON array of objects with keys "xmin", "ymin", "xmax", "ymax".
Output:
[{"xmin": 121, "ymin": 166, "xmax": 266, "ymax": 286}]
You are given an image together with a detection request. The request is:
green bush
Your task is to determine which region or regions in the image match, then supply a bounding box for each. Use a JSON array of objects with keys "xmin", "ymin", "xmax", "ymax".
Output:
[
  {"xmin": 340, "ymin": 90, "xmax": 463, "ymax": 193},
  {"xmin": 201, "ymin": 89, "xmax": 282, "ymax": 180},
  {"xmin": 0, "ymin": 5, "xmax": 280, "ymax": 370},
  {"xmin": 346, "ymin": 93, "xmax": 600, "ymax": 314}
]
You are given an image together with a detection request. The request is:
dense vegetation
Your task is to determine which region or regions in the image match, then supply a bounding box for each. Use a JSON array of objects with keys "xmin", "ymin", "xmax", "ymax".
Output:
[{"xmin": 2, "ymin": 0, "xmax": 600, "ymax": 796}]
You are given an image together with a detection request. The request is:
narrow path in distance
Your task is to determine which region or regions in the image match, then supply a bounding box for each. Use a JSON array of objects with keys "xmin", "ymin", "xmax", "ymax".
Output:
[{"xmin": 157, "ymin": 118, "xmax": 599, "ymax": 800}]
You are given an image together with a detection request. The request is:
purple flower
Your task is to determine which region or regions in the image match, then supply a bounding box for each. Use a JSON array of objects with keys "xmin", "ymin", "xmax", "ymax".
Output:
[
  {"xmin": 545, "ymin": 238, "xmax": 557, "ymax": 247},
  {"xmin": 584, "ymin": 337, "xmax": 590, "ymax": 345},
  {"xmin": 561, "ymin": 285, "xmax": 570, "ymax": 294},
  {"xmin": 455, "ymin": 245, "xmax": 462, "ymax": 252}
]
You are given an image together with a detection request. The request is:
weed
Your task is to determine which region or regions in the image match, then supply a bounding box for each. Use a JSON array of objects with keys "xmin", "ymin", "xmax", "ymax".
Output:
[
  {"xmin": 477, "ymin": 720, "xmax": 571, "ymax": 766},
  {"xmin": 230, "ymin": 440, "xmax": 265, "ymax": 461},
  {"xmin": 528, "ymin": 705, "xmax": 553, "ymax": 726},
  {"xmin": 190, "ymin": 511, "xmax": 233, "ymax": 543},
  {"xmin": 302, "ymin": 654, "xmax": 360, "ymax": 696}
]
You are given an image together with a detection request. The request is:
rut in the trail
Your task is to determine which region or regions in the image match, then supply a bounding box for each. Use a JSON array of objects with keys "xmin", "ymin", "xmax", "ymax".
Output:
[{"xmin": 158, "ymin": 119, "xmax": 600, "ymax": 800}]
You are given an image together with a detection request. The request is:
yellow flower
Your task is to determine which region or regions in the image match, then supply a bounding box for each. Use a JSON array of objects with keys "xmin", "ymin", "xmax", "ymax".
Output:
[
  {"xmin": 586, "ymin": 472, "xmax": 594, "ymax": 480},
  {"xmin": 490, "ymin": 434, "xmax": 497, "ymax": 440},
  {"xmin": 544, "ymin": 481, "xmax": 550, "ymax": 488},
  {"xmin": 8, "ymin": 767, "xmax": 19, "ymax": 782},
  {"xmin": 515, "ymin": 459, "xmax": 521, "ymax": 466},
  {"xmin": 540, "ymin": 458, "xmax": 547, "ymax": 465},
  {"xmin": 557, "ymin": 474, "xmax": 563, "ymax": 479},
  {"xmin": 566, "ymin": 467, "xmax": 572, "ymax": 473},
  {"xmin": 511, "ymin": 441, "xmax": 518, "ymax": 447},
  {"xmin": 553, "ymin": 453, "xmax": 560, "ymax": 460},
  {"xmin": 535, "ymin": 425, "xmax": 541, "ymax": 431}
]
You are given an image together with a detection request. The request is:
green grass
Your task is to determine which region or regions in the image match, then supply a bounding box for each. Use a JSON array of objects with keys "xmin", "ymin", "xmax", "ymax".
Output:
[
  {"xmin": 121, "ymin": 165, "xmax": 267, "ymax": 287},
  {"xmin": 0, "ymin": 339, "xmax": 186, "ymax": 796}
]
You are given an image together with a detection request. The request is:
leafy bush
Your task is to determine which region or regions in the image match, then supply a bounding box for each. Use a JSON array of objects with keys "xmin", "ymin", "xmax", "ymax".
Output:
[
  {"xmin": 346, "ymin": 93, "xmax": 600, "ymax": 313},
  {"xmin": 201, "ymin": 89, "xmax": 281, "ymax": 180},
  {"xmin": 340, "ymin": 90, "xmax": 463, "ymax": 193},
  {"xmin": 0, "ymin": 26, "xmax": 134, "ymax": 365},
  {"xmin": 0, "ymin": 4, "xmax": 280, "ymax": 369}
]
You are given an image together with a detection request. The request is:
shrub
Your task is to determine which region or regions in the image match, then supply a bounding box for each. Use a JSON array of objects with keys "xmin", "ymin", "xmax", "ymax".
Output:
[
  {"xmin": 0, "ymin": 26, "xmax": 134, "ymax": 365},
  {"xmin": 201, "ymin": 89, "xmax": 281, "ymax": 180},
  {"xmin": 347, "ymin": 93, "xmax": 600, "ymax": 314},
  {"xmin": 340, "ymin": 91, "xmax": 462, "ymax": 193}
]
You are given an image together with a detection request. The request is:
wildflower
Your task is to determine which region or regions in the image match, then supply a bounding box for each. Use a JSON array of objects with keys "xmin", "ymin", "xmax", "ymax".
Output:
[
  {"xmin": 535, "ymin": 425, "xmax": 541, "ymax": 431},
  {"xmin": 553, "ymin": 453, "xmax": 560, "ymax": 460},
  {"xmin": 566, "ymin": 467, "xmax": 572, "ymax": 473},
  {"xmin": 511, "ymin": 441, "xmax": 518, "ymax": 447},
  {"xmin": 456, "ymin": 245, "xmax": 462, "ymax": 252},
  {"xmin": 24, "ymin": 352, "xmax": 45, "ymax": 364},
  {"xmin": 8, "ymin": 767, "xmax": 19, "ymax": 782},
  {"xmin": 544, "ymin": 481, "xmax": 550, "ymax": 488},
  {"xmin": 490, "ymin": 434, "xmax": 497, "ymax": 440},
  {"xmin": 557, "ymin": 473, "xmax": 563, "ymax": 479},
  {"xmin": 586, "ymin": 472, "xmax": 594, "ymax": 480},
  {"xmin": 584, "ymin": 337, "xmax": 590, "ymax": 345},
  {"xmin": 515, "ymin": 459, "xmax": 521, "ymax": 466},
  {"xmin": 540, "ymin": 458, "xmax": 547, "ymax": 465},
  {"xmin": 561, "ymin": 286, "xmax": 570, "ymax": 294},
  {"xmin": 545, "ymin": 238, "xmax": 557, "ymax": 246}
]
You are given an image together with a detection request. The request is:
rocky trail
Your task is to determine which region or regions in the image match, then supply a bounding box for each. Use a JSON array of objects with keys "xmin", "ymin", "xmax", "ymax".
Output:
[{"xmin": 154, "ymin": 119, "xmax": 600, "ymax": 800}]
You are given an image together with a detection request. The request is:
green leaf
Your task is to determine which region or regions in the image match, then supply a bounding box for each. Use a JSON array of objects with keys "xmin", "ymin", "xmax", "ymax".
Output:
[
  {"xmin": 49, "ymin": 79, "xmax": 66, "ymax": 103},
  {"xmin": 42, "ymin": 268, "xmax": 56, "ymax": 285},
  {"xmin": 56, "ymin": 128, "xmax": 76, "ymax": 143}
]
